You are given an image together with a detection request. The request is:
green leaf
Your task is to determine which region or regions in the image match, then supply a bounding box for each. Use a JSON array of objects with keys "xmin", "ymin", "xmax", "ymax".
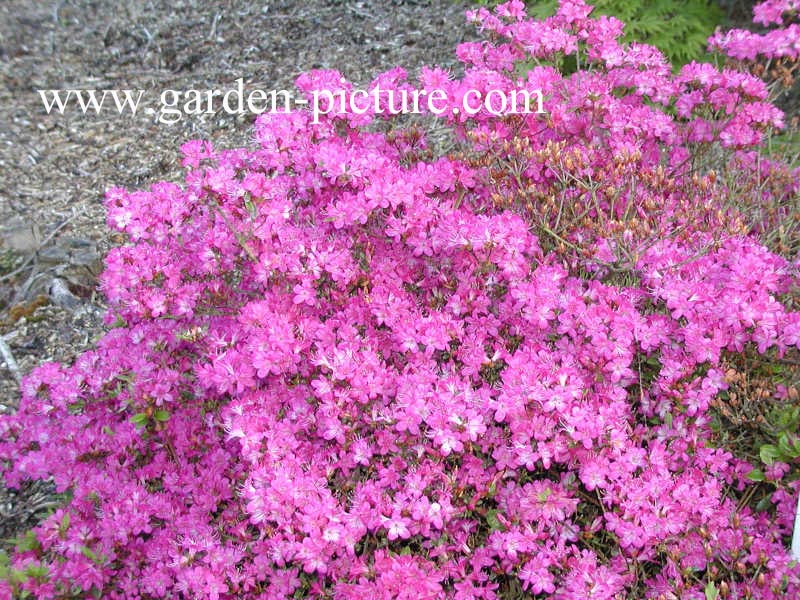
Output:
[
  {"xmin": 778, "ymin": 432, "xmax": 793, "ymax": 456},
  {"xmin": 705, "ymin": 580, "xmax": 719, "ymax": 600},
  {"xmin": 486, "ymin": 509, "xmax": 504, "ymax": 532},
  {"xmin": 487, "ymin": 480, "xmax": 497, "ymax": 497},
  {"xmin": 116, "ymin": 372, "xmax": 135, "ymax": 384},
  {"xmin": 22, "ymin": 563, "xmax": 48, "ymax": 579},
  {"xmin": 130, "ymin": 413, "xmax": 148, "ymax": 428},
  {"xmin": 781, "ymin": 433, "xmax": 800, "ymax": 459},
  {"xmin": 760, "ymin": 444, "xmax": 781, "ymax": 465},
  {"xmin": 80, "ymin": 546, "xmax": 97, "ymax": 562},
  {"xmin": 756, "ymin": 495, "xmax": 773, "ymax": 512},
  {"xmin": 244, "ymin": 197, "xmax": 258, "ymax": 219},
  {"xmin": 746, "ymin": 469, "xmax": 765, "ymax": 482},
  {"xmin": 154, "ymin": 410, "xmax": 170, "ymax": 422},
  {"xmin": 14, "ymin": 530, "xmax": 40, "ymax": 553},
  {"xmin": 79, "ymin": 545, "xmax": 104, "ymax": 566},
  {"xmin": 9, "ymin": 568, "xmax": 29, "ymax": 585}
]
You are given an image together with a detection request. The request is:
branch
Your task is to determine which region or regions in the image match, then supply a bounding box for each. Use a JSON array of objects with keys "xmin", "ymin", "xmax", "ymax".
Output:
[{"xmin": 0, "ymin": 334, "xmax": 22, "ymax": 384}]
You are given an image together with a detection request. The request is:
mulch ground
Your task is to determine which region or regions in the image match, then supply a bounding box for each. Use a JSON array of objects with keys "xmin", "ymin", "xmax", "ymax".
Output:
[{"xmin": 0, "ymin": 0, "xmax": 476, "ymax": 542}]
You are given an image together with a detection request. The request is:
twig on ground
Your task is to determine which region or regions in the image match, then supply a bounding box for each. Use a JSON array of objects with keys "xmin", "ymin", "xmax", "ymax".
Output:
[
  {"xmin": 0, "ymin": 209, "xmax": 82, "ymax": 283},
  {"xmin": 0, "ymin": 335, "xmax": 22, "ymax": 384}
]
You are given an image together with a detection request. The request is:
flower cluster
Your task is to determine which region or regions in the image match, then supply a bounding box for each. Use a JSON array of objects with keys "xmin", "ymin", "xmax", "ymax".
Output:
[
  {"xmin": 2, "ymin": 1, "xmax": 800, "ymax": 599},
  {"xmin": 710, "ymin": 0, "xmax": 800, "ymax": 61}
]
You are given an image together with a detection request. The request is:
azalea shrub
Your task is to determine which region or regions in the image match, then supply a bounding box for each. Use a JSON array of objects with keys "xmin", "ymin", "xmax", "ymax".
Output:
[
  {"xmin": 518, "ymin": 0, "xmax": 725, "ymax": 66},
  {"xmin": 710, "ymin": 0, "xmax": 800, "ymax": 64},
  {"xmin": 3, "ymin": 1, "xmax": 800, "ymax": 598},
  {"xmin": 709, "ymin": 0, "xmax": 800, "ymax": 257}
]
